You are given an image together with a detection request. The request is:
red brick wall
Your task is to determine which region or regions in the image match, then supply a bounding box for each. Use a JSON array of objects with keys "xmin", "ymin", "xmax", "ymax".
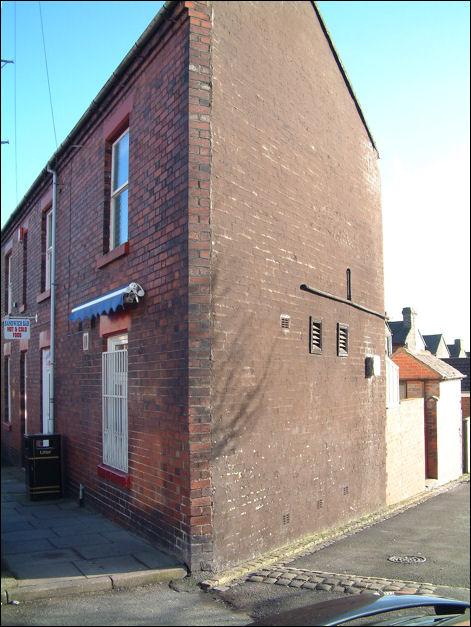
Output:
[
  {"xmin": 186, "ymin": 0, "xmax": 214, "ymax": 573},
  {"xmin": 391, "ymin": 350, "xmax": 440, "ymax": 381},
  {"xmin": 3, "ymin": 1, "xmax": 388, "ymax": 574},
  {"xmin": 210, "ymin": 1, "xmax": 386, "ymax": 571},
  {"xmin": 462, "ymin": 394, "xmax": 470, "ymax": 418},
  {"xmin": 2, "ymin": 186, "xmax": 54, "ymax": 462},
  {"xmin": 2, "ymin": 1, "xmax": 194, "ymax": 563}
]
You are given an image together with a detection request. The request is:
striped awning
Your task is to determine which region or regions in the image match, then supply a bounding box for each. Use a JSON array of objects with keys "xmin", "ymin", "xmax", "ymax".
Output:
[{"xmin": 69, "ymin": 283, "xmax": 144, "ymax": 322}]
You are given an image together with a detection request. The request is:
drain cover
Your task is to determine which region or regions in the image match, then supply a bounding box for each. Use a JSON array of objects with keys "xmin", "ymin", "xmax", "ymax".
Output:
[{"xmin": 388, "ymin": 555, "xmax": 426, "ymax": 564}]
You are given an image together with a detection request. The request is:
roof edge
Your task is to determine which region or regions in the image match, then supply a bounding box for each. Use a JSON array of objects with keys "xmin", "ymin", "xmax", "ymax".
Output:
[
  {"xmin": 394, "ymin": 347, "xmax": 465, "ymax": 381},
  {"xmin": 2, "ymin": 0, "xmax": 177, "ymax": 240},
  {"xmin": 311, "ymin": 1, "xmax": 378, "ymax": 157}
]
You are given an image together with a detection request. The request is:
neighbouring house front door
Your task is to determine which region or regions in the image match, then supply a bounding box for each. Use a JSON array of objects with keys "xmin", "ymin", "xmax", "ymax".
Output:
[
  {"xmin": 42, "ymin": 349, "xmax": 53, "ymax": 434},
  {"xmin": 20, "ymin": 352, "xmax": 27, "ymax": 463}
]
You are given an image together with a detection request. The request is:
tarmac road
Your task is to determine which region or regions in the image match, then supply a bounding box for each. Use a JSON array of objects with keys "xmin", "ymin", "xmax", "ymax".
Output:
[
  {"xmin": 216, "ymin": 481, "xmax": 470, "ymax": 622},
  {"xmin": 2, "ymin": 478, "xmax": 469, "ymax": 626},
  {"xmin": 287, "ymin": 480, "xmax": 470, "ymax": 588}
]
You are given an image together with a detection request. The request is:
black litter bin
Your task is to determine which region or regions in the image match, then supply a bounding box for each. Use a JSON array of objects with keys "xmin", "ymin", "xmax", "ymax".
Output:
[{"xmin": 24, "ymin": 434, "xmax": 62, "ymax": 500}]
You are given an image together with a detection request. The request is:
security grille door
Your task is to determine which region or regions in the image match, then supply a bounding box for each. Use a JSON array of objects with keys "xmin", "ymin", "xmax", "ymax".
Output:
[{"xmin": 102, "ymin": 335, "xmax": 128, "ymax": 472}]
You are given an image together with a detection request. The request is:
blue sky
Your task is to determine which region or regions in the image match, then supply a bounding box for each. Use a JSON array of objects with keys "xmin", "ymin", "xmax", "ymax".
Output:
[{"xmin": 1, "ymin": 1, "xmax": 469, "ymax": 348}]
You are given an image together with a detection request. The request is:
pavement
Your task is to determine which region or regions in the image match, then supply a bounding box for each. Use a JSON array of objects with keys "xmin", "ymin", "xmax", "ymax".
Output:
[
  {"xmin": 2, "ymin": 459, "xmax": 469, "ymax": 608},
  {"xmin": 1, "ymin": 462, "xmax": 187, "ymax": 604}
]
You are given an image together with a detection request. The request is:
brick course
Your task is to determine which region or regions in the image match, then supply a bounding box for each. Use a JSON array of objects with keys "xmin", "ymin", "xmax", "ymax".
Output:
[
  {"xmin": 2, "ymin": 1, "xmax": 387, "ymax": 573},
  {"xmin": 209, "ymin": 1, "xmax": 386, "ymax": 572}
]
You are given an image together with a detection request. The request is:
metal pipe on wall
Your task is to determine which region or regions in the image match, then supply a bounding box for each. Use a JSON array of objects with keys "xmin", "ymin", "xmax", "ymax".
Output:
[{"xmin": 46, "ymin": 163, "xmax": 57, "ymax": 434}]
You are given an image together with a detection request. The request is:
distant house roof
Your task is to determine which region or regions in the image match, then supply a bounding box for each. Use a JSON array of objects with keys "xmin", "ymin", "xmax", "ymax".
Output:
[
  {"xmin": 442, "ymin": 357, "xmax": 470, "ymax": 392},
  {"xmin": 422, "ymin": 334, "xmax": 450, "ymax": 357},
  {"xmin": 389, "ymin": 307, "xmax": 425, "ymax": 351},
  {"xmin": 447, "ymin": 339, "xmax": 467, "ymax": 358},
  {"xmin": 392, "ymin": 347, "xmax": 465, "ymax": 382},
  {"xmin": 389, "ymin": 320, "xmax": 409, "ymax": 346}
]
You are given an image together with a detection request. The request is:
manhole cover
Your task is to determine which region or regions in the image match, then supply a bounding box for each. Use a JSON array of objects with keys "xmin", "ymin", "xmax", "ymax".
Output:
[{"xmin": 388, "ymin": 555, "xmax": 426, "ymax": 564}]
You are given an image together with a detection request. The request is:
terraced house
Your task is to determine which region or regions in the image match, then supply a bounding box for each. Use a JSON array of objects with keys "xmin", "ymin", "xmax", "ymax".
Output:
[{"xmin": 2, "ymin": 1, "xmax": 387, "ymax": 574}]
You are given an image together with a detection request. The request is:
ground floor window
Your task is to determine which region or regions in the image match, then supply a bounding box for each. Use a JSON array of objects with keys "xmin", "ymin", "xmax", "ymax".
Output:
[{"xmin": 102, "ymin": 333, "xmax": 128, "ymax": 472}]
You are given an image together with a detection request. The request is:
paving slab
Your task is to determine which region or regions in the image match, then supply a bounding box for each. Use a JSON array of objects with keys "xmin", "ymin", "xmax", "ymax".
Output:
[{"xmin": 1, "ymin": 462, "xmax": 187, "ymax": 603}]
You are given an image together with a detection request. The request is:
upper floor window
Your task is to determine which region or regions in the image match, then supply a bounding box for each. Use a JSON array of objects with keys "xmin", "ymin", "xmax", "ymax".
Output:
[
  {"xmin": 5, "ymin": 253, "xmax": 12, "ymax": 314},
  {"xmin": 21, "ymin": 230, "xmax": 28, "ymax": 309},
  {"xmin": 110, "ymin": 129, "xmax": 129, "ymax": 251},
  {"xmin": 42, "ymin": 208, "xmax": 53, "ymax": 292}
]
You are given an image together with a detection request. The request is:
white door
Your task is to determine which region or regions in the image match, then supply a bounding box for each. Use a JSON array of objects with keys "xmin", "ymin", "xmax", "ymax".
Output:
[{"xmin": 42, "ymin": 349, "xmax": 53, "ymax": 434}]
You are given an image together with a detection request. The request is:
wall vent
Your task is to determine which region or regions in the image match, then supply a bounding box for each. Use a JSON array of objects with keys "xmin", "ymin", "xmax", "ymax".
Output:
[
  {"xmin": 309, "ymin": 317, "xmax": 322, "ymax": 354},
  {"xmin": 337, "ymin": 323, "xmax": 349, "ymax": 356},
  {"xmin": 346, "ymin": 268, "xmax": 352, "ymax": 301},
  {"xmin": 343, "ymin": 485, "xmax": 349, "ymax": 496},
  {"xmin": 317, "ymin": 499, "xmax": 324, "ymax": 509},
  {"xmin": 282, "ymin": 512, "xmax": 290, "ymax": 525},
  {"xmin": 280, "ymin": 315, "xmax": 291, "ymax": 331}
]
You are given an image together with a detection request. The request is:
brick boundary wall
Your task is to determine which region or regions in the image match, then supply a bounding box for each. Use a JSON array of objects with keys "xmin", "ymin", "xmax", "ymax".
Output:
[{"xmin": 385, "ymin": 398, "xmax": 425, "ymax": 505}]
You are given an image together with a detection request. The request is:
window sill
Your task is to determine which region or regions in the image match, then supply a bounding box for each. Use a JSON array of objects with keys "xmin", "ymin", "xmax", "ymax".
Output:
[
  {"xmin": 96, "ymin": 242, "xmax": 129, "ymax": 270},
  {"xmin": 36, "ymin": 289, "xmax": 51, "ymax": 303},
  {"xmin": 2, "ymin": 422, "xmax": 12, "ymax": 431},
  {"xmin": 97, "ymin": 463, "xmax": 130, "ymax": 488}
]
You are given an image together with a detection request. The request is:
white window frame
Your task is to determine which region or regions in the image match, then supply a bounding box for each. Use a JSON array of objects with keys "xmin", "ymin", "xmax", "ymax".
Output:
[
  {"xmin": 45, "ymin": 209, "xmax": 53, "ymax": 291},
  {"xmin": 102, "ymin": 333, "xmax": 128, "ymax": 472},
  {"xmin": 109, "ymin": 129, "xmax": 129, "ymax": 251},
  {"xmin": 6, "ymin": 253, "xmax": 13, "ymax": 314}
]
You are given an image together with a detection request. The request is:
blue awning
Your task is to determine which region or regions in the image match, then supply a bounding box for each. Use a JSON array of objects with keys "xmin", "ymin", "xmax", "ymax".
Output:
[
  {"xmin": 69, "ymin": 283, "xmax": 145, "ymax": 322},
  {"xmin": 69, "ymin": 285, "xmax": 132, "ymax": 322}
]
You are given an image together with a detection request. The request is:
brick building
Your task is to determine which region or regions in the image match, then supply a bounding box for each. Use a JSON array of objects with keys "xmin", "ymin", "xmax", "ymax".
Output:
[
  {"xmin": 391, "ymin": 347, "xmax": 464, "ymax": 483},
  {"xmin": 2, "ymin": 1, "xmax": 387, "ymax": 574}
]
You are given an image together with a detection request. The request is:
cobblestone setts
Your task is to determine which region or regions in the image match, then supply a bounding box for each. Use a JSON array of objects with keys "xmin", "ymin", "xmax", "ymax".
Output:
[
  {"xmin": 201, "ymin": 477, "xmax": 469, "ymax": 594},
  {"xmin": 244, "ymin": 566, "xmax": 437, "ymax": 596}
]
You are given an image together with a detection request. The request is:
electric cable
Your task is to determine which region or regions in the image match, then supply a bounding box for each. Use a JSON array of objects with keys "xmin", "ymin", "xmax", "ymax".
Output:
[
  {"xmin": 38, "ymin": 0, "xmax": 58, "ymax": 149},
  {"xmin": 14, "ymin": 0, "xmax": 18, "ymax": 205}
]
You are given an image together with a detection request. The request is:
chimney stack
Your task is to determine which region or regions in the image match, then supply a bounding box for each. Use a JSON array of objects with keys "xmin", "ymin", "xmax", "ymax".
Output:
[{"xmin": 402, "ymin": 307, "xmax": 418, "ymax": 350}]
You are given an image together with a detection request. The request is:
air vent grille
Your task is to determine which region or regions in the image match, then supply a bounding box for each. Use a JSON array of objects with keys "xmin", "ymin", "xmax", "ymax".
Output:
[
  {"xmin": 281, "ymin": 315, "xmax": 291, "ymax": 331},
  {"xmin": 337, "ymin": 323, "xmax": 349, "ymax": 356},
  {"xmin": 310, "ymin": 317, "xmax": 322, "ymax": 354}
]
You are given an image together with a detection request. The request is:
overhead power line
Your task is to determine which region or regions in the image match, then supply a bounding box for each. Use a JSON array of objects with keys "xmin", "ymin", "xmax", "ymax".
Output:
[
  {"xmin": 38, "ymin": 0, "xmax": 58, "ymax": 149},
  {"xmin": 14, "ymin": 0, "xmax": 18, "ymax": 204}
]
